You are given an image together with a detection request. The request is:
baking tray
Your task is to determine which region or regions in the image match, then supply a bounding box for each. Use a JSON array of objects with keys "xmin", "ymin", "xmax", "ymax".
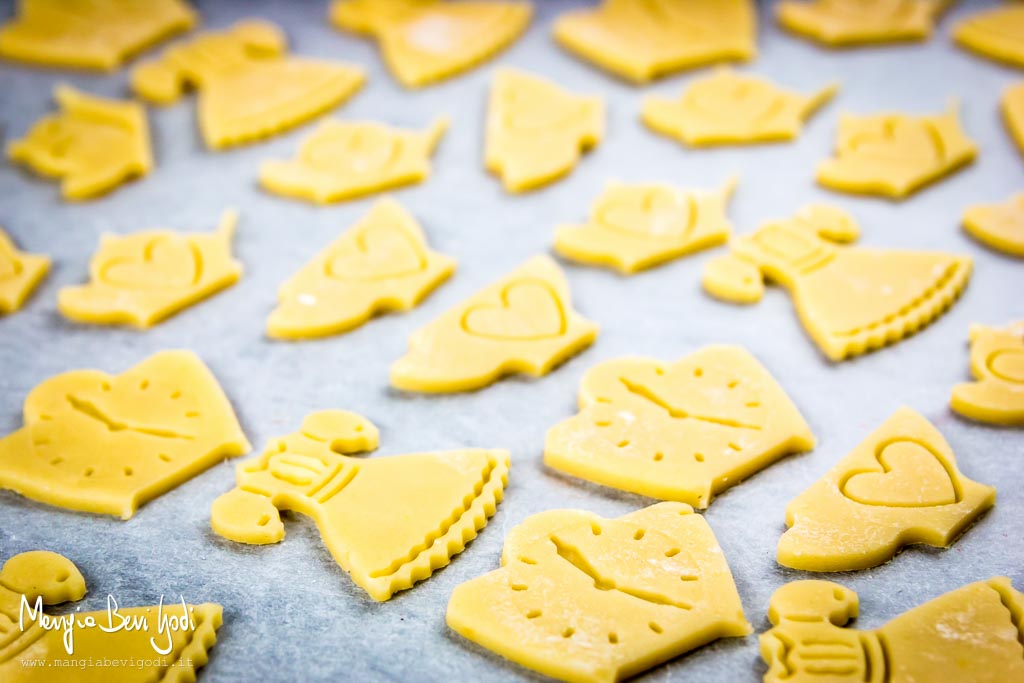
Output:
[{"xmin": 0, "ymin": 1, "xmax": 1022, "ymax": 681}]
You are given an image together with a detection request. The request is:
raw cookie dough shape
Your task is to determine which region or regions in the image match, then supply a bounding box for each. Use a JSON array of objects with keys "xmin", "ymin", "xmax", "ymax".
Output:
[
  {"xmin": 703, "ymin": 204, "xmax": 972, "ymax": 361},
  {"xmin": 259, "ymin": 117, "xmax": 447, "ymax": 203},
  {"xmin": 0, "ymin": 550, "xmax": 224, "ymax": 682},
  {"xmin": 817, "ymin": 101, "xmax": 977, "ymax": 199},
  {"xmin": 777, "ymin": 407, "xmax": 995, "ymax": 572},
  {"xmin": 210, "ymin": 410, "xmax": 509, "ymax": 602},
  {"xmin": 0, "ymin": 0, "xmax": 195, "ymax": 71},
  {"xmin": 58, "ymin": 210, "xmax": 242, "ymax": 328},
  {"xmin": 391, "ymin": 255, "xmax": 598, "ymax": 393},
  {"xmin": 951, "ymin": 322, "xmax": 1024, "ymax": 426},
  {"xmin": 963, "ymin": 193, "xmax": 1024, "ymax": 257},
  {"xmin": 267, "ymin": 198, "xmax": 456, "ymax": 339},
  {"xmin": 7, "ymin": 85, "xmax": 152, "ymax": 201},
  {"xmin": 641, "ymin": 69, "xmax": 838, "ymax": 147},
  {"xmin": 0, "ymin": 229, "xmax": 50, "ymax": 314},
  {"xmin": 552, "ymin": 0, "xmax": 757, "ymax": 84},
  {"xmin": 131, "ymin": 19, "xmax": 366, "ymax": 149},
  {"xmin": 545, "ymin": 346, "xmax": 816, "ymax": 508},
  {"xmin": 1004, "ymin": 84, "xmax": 1024, "ymax": 158},
  {"xmin": 446, "ymin": 502, "xmax": 751, "ymax": 683},
  {"xmin": 776, "ymin": 0, "xmax": 952, "ymax": 47},
  {"xmin": 330, "ymin": 0, "xmax": 532, "ymax": 88},
  {"xmin": 954, "ymin": 2, "xmax": 1024, "ymax": 68},
  {"xmin": 0, "ymin": 350, "xmax": 250, "ymax": 519},
  {"xmin": 760, "ymin": 578, "xmax": 1024, "ymax": 683},
  {"xmin": 486, "ymin": 69, "xmax": 604, "ymax": 193},
  {"xmin": 553, "ymin": 178, "xmax": 736, "ymax": 274}
]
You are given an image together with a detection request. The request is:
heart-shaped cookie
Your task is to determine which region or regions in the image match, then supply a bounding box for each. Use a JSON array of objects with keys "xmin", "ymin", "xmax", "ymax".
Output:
[
  {"xmin": 326, "ymin": 223, "xmax": 427, "ymax": 281},
  {"xmin": 462, "ymin": 279, "xmax": 566, "ymax": 340},
  {"xmin": 305, "ymin": 124, "xmax": 401, "ymax": 174},
  {"xmin": 847, "ymin": 119, "xmax": 940, "ymax": 163},
  {"xmin": 100, "ymin": 236, "xmax": 200, "ymax": 289},
  {"xmin": 688, "ymin": 77, "xmax": 780, "ymax": 125},
  {"xmin": 841, "ymin": 439, "xmax": 957, "ymax": 507},
  {"xmin": 599, "ymin": 190, "xmax": 696, "ymax": 238}
]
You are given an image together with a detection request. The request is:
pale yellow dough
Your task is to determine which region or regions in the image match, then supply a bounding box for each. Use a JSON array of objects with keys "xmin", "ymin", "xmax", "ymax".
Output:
[
  {"xmin": 58, "ymin": 210, "xmax": 242, "ymax": 328},
  {"xmin": 761, "ymin": 578, "xmax": 1024, "ymax": 683},
  {"xmin": 268, "ymin": 198, "xmax": 455, "ymax": 339},
  {"xmin": 963, "ymin": 193, "xmax": 1024, "ymax": 257},
  {"xmin": 0, "ymin": 350, "xmax": 250, "ymax": 519},
  {"xmin": 553, "ymin": 0, "xmax": 757, "ymax": 83},
  {"xmin": 447, "ymin": 502, "xmax": 751, "ymax": 683},
  {"xmin": 954, "ymin": 2, "xmax": 1024, "ymax": 68},
  {"xmin": 1003, "ymin": 83, "xmax": 1024, "ymax": 159},
  {"xmin": 331, "ymin": 0, "xmax": 531, "ymax": 88},
  {"xmin": 0, "ymin": 229, "xmax": 49, "ymax": 314},
  {"xmin": 642, "ymin": 69, "xmax": 837, "ymax": 147},
  {"xmin": 777, "ymin": 0, "xmax": 951, "ymax": 47},
  {"xmin": 391, "ymin": 255, "xmax": 598, "ymax": 393},
  {"xmin": 777, "ymin": 407, "xmax": 995, "ymax": 572},
  {"xmin": 210, "ymin": 410, "xmax": 509, "ymax": 601},
  {"xmin": 486, "ymin": 69, "xmax": 603, "ymax": 193},
  {"xmin": 703, "ymin": 204, "xmax": 972, "ymax": 361},
  {"xmin": 545, "ymin": 346, "xmax": 815, "ymax": 508},
  {"xmin": 951, "ymin": 322, "xmax": 1024, "ymax": 426}
]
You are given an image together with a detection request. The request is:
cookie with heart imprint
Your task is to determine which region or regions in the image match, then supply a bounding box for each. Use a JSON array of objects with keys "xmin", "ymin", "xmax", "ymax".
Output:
[
  {"xmin": 267, "ymin": 198, "xmax": 455, "ymax": 340},
  {"xmin": 777, "ymin": 407, "xmax": 995, "ymax": 572},
  {"xmin": 0, "ymin": 228, "xmax": 49, "ymax": 314},
  {"xmin": 391, "ymin": 255, "xmax": 597, "ymax": 393},
  {"xmin": 58, "ymin": 210, "xmax": 242, "ymax": 328}
]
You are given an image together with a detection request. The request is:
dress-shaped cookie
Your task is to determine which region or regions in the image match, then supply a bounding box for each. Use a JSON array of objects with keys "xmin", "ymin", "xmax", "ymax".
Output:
[
  {"xmin": 0, "ymin": 0, "xmax": 195, "ymax": 71},
  {"xmin": 131, "ymin": 20, "xmax": 366, "ymax": 149},
  {"xmin": 954, "ymin": 2, "xmax": 1024, "ymax": 68},
  {"xmin": 0, "ymin": 550, "xmax": 223, "ymax": 682},
  {"xmin": 260, "ymin": 118, "xmax": 447, "ymax": 203},
  {"xmin": 554, "ymin": 178, "xmax": 736, "ymax": 274},
  {"xmin": 817, "ymin": 102, "xmax": 977, "ymax": 199},
  {"xmin": 211, "ymin": 410, "xmax": 509, "ymax": 602},
  {"xmin": 268, "ymin": 198, "xmax": 455, "ymax": 339},
  {"xmin": 486, "ymin": 69, "xmax": 603, "ymax": 193},
  {"xmin": 776, "ymin": 0, "xmax": 951, "ymax": 47},
  {"xmin": 963, "ymin": 194, "xmax": 1024, "ymax": 257},
  {"xmin": 553, "ymin": 0, "xmax": 757, "ymax": 83},
  {"xmin": 58, "ymin": 210, "xmax": 242, "ymax": 328},
  {"xmin": 951, "ymin": 323, "xmax": 1024, "ymax": 426},
  {"xmin": 0, "ymin": 229, "xmax": 49, "ymax": 314},
  {"xmin": 7, "ymin": 85, "xmax": 152, "ymax": 201},
  {"xmin": 330, "ymin": 0, "xmax": 531, "ymax": 88},
  {"xmin": 703, "ymin": 205, "xmax": 972, "ymax": 361},
  {"xmin": 391, "ymin": 255, "xmax": 598, "ymax": 393},
  {"xmin": 447, "ymin": 503, "xmax": 751, "ymax": 683},
  {"xmin": 777, "ymin": 407, "xmax": 995, "ymax": 572},
  {"xmin": 642, "ymin": 69, "xmax": 837, "ymax": 147},
  {"xmin": 0, "ymin": 350, "xmax": 250, "ymax": 519},
  {"xmin": 545, "ymin": 346, "xmax": 816, "ymax": 508},
  {"xmin": 760, "ymin": 578, "xmax": 1024, "ymax": 683}
]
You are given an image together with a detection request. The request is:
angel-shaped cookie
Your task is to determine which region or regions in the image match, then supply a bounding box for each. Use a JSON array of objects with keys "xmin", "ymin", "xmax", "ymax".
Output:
[
  {"xmin": 777, "ymin": 407, "xmax": 995, "ymax": 572},
  {"xmin": 211, "ymin": 410, "xmax": 509, "ymax": 601},
  {"xmin": 954, "ymin": 1, "xmax": 1024, "ymax": 68},
  {"xmin": 776, "ymin": 0, "xmax": 952, "ymax": 47},
  {"xmin": 131, "ymin": 20, "xmax": 366, "ymax": 149},
  {"xmin": 963, "ymin": 193, "xmax": 1024, "ymax": 257},
  {"xmin": 703, "ymin": 204, "xmax": 972, "ymax": 361},
  {"xmin": 951, "ymin": 323, "xmax": 1024, "ymax": 426},
  {"xmin": 0, "ymin": 228, "xmax": 49, "ymax": 314},
  {"xmin": 447, "ymin": 503, "xmax": 751, "ymax": 683}
]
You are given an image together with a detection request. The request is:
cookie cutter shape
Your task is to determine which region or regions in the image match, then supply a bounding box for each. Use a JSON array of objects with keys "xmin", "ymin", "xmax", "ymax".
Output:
[
  {"xmin": 58, "ymin": 210, "xmax": 242, "ymax": 328},
  {"xmin": 776, "ymin": 0, "xmax": 952, "ymax": 47},
  {"xmin": 260, "ymin": 117, "xmax": 447, "ymax": 203},
  {"xmin": 447, "ymin": 502, "xmax": 751, "ymax": 683},
  {"xmin": 131, "ymin": 19, "xmax": 366, "ymax": 149},
  {"xmin": 0, "ymin": 229, "xmax": 49, "ymax": 314},
  {"xmin": 210, "ymin": 410, "xmax": 509, "ymax": 602},
  {"xmin": 760, "ymin": 578, "xmax": 1024, "ymax": 683},
  {"xmin": 642, "ymin": 69, "xmax": 837, "ymax": 147},
  {"xmin": 553, "ymin": 0, "xmax": 757, "ymax": 84},
  {"xmin": 816, "ymin": 101, "xmax": 977, "ymax": 200},
  {"xmin": 0, "ymin": 0, "xmax": 195, "ymax": 71},
  {"xmin": 963, "ymin": 193, "xmax": 1024, "ymax": 258},
  {"xmin": 268, "ymin": 198, "xmax": 456, "ymax": 339},
  {"xmin": 7, "ymin": 85, "xmax": 152, "ymax": 201},
  {"xmin": 554, "ymin": 178, "xmax": 736, "ymax": 274},
  {"xmin": 486, "ymin": 69, "xmax": 603, "ymax": 193},
  {"xmin": 0, "ymin": 550, "xmax": 223, "ymax": 682},
  {"xmin": 1004, "ymin": 84, "xmax": 1024, "ymax": 159},
  {"xmin": 330, "ymin": 0, "xmax": 531, "ymax": 88},
  {"xmin": 954, "ymin": 1, "xmax": 1024, "ymax": 68},
  {"xmin": 545, "ymin": 346, "xmax": 816, "ymax": 508},
  {"xmin": 0, "ymin": 350, "xmax": 250, "ymax": 519},
  {"xmin": 951, "ymin": 322, "xmax": 1024, "ymax": 426},
  {"xmin": 703, "ymin": 205, "xmax": 972, "ymax": 361},
  {"xmin": 777, "ymin": 407, "xmax": 995, "ymax": 572},
  {"xmin": 391, "ymin": 255, "xmax": 598, "ymax": 393}
]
